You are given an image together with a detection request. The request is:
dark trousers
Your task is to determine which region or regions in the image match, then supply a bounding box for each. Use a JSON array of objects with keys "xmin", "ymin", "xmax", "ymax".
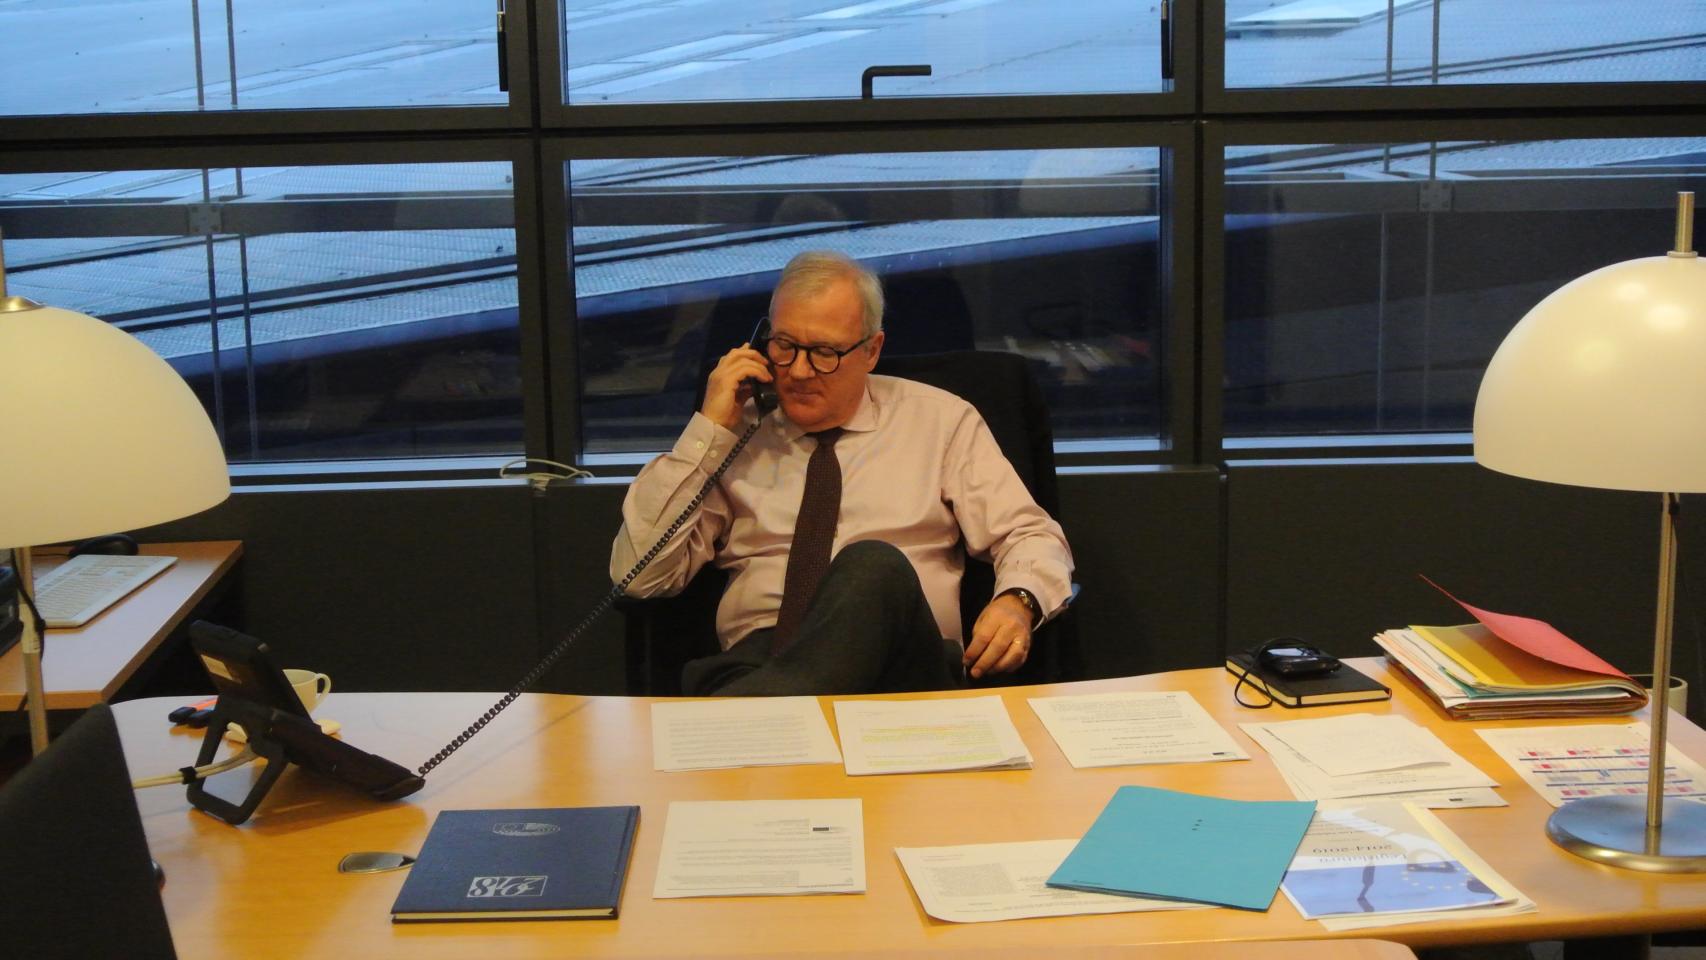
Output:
[{"xmin": 681, "ymin": 540, "xmax": 966, "ymax": 696}]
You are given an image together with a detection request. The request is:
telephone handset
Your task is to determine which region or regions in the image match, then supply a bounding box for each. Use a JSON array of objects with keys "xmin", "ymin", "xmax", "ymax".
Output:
[
  {"xmin": 748, "ymin": 378, "xmax": 779, "ymax": 416},
  {"xmin": 415, "ymin": 320, "xmax": 776, "ymax": 779},
  {"xmin": 743, "ymin": 315, "xmax": 779, "ymax": 415}
]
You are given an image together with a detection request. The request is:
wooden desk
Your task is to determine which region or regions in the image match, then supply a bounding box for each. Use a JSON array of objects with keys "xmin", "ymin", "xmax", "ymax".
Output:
[
  {"xmin": 113, "ymin": 662, "xmax": 1706, "ymax": 958},
  {"xmin": 1, "ymin": 540, "xmax": 243, "ymax": 712}
]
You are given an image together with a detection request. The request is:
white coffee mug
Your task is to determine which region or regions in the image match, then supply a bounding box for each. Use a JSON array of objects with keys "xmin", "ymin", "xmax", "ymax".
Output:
[{"xmin": 283, "ymin": 668, "xmax": 333, "ymax": 713}]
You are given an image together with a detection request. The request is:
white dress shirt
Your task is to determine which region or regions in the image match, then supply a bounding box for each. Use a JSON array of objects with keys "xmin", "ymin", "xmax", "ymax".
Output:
[{"xmin": 611, "ymin": 375, "xmax": 1075, "ymax": 648}]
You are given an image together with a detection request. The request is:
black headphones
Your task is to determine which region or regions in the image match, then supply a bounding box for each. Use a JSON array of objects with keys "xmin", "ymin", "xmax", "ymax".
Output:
[{"xmin": 1233, "ymin": 637, "xmax": 1342, "ymax": 709}]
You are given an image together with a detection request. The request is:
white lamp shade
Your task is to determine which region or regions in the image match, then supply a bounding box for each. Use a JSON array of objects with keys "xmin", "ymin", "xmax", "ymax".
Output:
[
  {"xmin": 1474, "ymin": 253, "xmax": 1706, "ymax": 493},
  {"xmin": 0, "ymin": 304, "xmax": 230, "ymax": 548}
]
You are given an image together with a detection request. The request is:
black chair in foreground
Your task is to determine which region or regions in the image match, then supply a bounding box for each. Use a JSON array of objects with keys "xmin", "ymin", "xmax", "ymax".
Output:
[
  {"xmin": 620, "ymin": 349, "xmax": 1081, "ymax": 695},
  {"xmin": 0, "ymin": 703, "xmax": 178, "ymax": 960}
]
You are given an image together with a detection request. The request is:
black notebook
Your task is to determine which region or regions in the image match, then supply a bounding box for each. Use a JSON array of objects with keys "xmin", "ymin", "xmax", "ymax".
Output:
[
  {"xmin": 1225, "ymin": 653, "xmax": 1391, "ymax": 707},
  {"xmin": 391, "ymin": 806, "xmax": 640, "ymax": 922}
]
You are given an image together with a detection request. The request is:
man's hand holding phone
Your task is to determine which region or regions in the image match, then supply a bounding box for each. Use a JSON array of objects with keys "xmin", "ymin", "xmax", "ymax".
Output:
[{"xmin": 702, "ymin": 343, "xmax": 774, "ymax": 431}]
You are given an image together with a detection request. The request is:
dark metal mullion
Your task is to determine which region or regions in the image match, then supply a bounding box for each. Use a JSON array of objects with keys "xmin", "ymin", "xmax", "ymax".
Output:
[
  {"xmin": 1205, "ymin": 80, "xmax": 1706, "ymax": 118},
  {"xmin": 190, "ymin": 0, "xmax": 206, "ymax": 111},
  {"xmin": 1164, "ymin": 124, "xmax": 1201, "ymax": 467},
  {"xmin": 225, "ymin": 0, "xmax": 240, "ymax": 109},
  {"xmin": 0, "ymin": 105, "xmax": 521, "ymax": 145},
  {"xmin": 198, "ymin": 168, "xmax": 227, "ymax": 449},
  {"xmin": 1197, "ymin": 121, "xmax": 1226, "ymax": 468},
  {"xmin": 537, "ymin": 141, "xmax": 580, "ymax": 466},
  {"xmin": 514, "ymin": 147, "xmax": 556, "ymax": 463},
  {"xmin": 503, "ymin": 0, "xmax": 537, "ymax": 126},
  {"xmin": 552, "ymin": 92, "xmax": 1197, "ymax": 131},
  {"xmin": 1421, "ymin": 141, "xmax": 1439, "ymax": 430},
  {"xmin": 233, "ymin": 159, "xmax": 260, "ymax": 462}
]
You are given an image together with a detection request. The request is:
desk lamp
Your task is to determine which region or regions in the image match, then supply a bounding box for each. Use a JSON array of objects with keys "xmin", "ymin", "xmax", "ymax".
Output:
[
  {"xmin": 0, "ymin": 228, "xmax": 230, "ymax": 756},
  {"xmin": 1475, "ymin": 191, "xmax": 1706, "ymax": 871}
]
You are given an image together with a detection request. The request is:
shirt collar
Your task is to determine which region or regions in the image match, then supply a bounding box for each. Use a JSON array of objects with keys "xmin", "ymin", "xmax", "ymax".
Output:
[{"xmin": 776, "ymin": 379, "xmax": 880, "ymax": 442}]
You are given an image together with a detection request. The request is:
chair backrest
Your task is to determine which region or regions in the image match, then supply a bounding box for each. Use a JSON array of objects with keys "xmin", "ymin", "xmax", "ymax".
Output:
[
  {"xmin": 0, "ymin": 703, "xmax": 178, "ymax": 959},
  {"xmin": 622, "ymin": 350, "xmax": 1076, "ymax": 693}
]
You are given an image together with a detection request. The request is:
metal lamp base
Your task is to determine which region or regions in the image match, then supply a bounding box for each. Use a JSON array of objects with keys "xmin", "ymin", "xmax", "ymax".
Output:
[{"xmin": 1547, "ymin": 796, "xmax": 1706, "ymax": 872}]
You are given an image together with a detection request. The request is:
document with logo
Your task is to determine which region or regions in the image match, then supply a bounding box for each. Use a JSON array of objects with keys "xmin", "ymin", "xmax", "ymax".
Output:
[
  {"xmin": 896, "ymin": 839, "xmax": 1213, "ymax": 923},
  {"xmin": 390, "ymin": 806, "xmax": 640, "ymax": 922},
  {"xmin": 651, "ymin": 696, "xmax": 841, "ymax": 771},
  {"xmin": 1028, "ymin": 690, "xmax": 1248, "ymax": 768},
  {"xmin": 833, "ymin": 696, "xmax": 1031, "ymax": 775},
  {"xmin": 652, "ymin": 799, "xmax": 865, "ymax": 898}
]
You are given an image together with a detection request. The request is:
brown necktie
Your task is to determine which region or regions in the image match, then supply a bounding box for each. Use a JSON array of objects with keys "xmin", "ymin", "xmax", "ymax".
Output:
[{"xmin": 772, "ymin": 428, "xmax": 843, "ymax": 651}]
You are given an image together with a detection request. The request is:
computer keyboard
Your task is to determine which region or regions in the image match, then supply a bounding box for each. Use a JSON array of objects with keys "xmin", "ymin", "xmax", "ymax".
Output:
[{"xmin": 33, "ymin": 554, "xmax": 178, "ymax": 628}]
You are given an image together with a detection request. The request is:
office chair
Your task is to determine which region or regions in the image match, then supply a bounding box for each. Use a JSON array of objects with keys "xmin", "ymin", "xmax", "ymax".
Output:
[
  {"xmin": 0, "ymin": 703, "xmax": 178, "ymax": 959},
  {"xmin": 619, "ymin": 349, "xmax": 1081, "ymax": 695}
]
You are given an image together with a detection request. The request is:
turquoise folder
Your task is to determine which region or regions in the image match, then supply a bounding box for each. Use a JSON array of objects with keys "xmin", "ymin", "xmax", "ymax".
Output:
[{"xmin": 1047, "ymin": 785, "xmax": 1316, "ymax": 911}]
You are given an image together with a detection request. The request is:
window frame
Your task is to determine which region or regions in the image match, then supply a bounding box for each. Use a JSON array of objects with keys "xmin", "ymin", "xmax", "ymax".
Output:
[
  {"xmin": 0, "ymin": 4, "xmax": 535, "ymax": 143},
  {"xmin": 1203, "ymin": 1, "xmax": 1706, "ymax": 114},
  {"xmin": 0, "ymin": 138, "xmax": 549, "ymax": 477},
  {"xmin": 1200, "ymin": 112, "xmax": 1706, "ymax": 463},
  {"xmin": 536, "ymin": 0, "xmax": 1200, "ymax": 129},
  {"xmin": 540, "ymin": 121, "xmax": 1199, "ymax": 467}
]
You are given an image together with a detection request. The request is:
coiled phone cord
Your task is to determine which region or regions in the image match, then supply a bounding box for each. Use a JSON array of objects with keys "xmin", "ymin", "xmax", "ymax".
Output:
[{"xmin": 415, "ymin": 416, "xmax": 765, "ymax": 778}]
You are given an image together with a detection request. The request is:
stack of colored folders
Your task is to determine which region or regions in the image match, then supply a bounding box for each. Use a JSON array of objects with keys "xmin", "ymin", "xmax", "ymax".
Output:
[{"xmin": 1373, "ymin": 580, "xmax": 1647, "ymax": 720}]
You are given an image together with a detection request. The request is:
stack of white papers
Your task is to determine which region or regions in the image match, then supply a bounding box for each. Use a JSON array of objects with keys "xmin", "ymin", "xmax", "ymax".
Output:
[
  {"xmin": 1027, "ymin": 691, "xmax": 1248, "ymax": 768},
  {"xmin": 896, "ymin": 839, "xmax": 1212, "ymax": 923},
  {"xmin": 1243, "ymin": 715, "xmax": 1503, "ymax": 808},
  {"xmin": 651, "ymin": 697, "xmax": 842, "ymax": 771},
  {"xmin": 1476, "ymin": 722, "xmax": 1706, "ymax": 807},
  {"xmin": 833, "ymin": 696, "xmax": 1031, "ymax": 775},
  {"xmin": 653, "ymin": 799, "xmax": 865, "ymax": 898},
  {"xmin": 1284, "ymin": 799, "xmax": 1533, "ymax": 930}
]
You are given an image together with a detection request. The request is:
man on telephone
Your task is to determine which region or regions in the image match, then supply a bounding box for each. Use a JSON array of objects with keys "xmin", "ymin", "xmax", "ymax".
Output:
[{"xmin": 610, "ymin": 250, "xmax": 1074, "ymax": 696}]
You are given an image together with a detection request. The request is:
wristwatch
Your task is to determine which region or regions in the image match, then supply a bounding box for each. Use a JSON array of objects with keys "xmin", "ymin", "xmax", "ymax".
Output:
[{"xmin": 999, "ymin": 587, "xmax": 1042, "ymax": 629}]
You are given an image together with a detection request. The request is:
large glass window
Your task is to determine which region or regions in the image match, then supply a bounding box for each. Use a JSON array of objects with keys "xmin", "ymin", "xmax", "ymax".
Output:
[
  {"xmin": 1221, "ymin": 136, "xmax": 1706, "ymax": 438},
  {"xmin": 567, "ymin": 147, "xmax": 1165, "ymax": 452},
  {"xmin": 1226, "ymin": 0, "xmax": 1706, "ymax": 88},
  {"xmin": 562, "ymin": 0, "xmax": 1163, "ymax": 103},
  {"xmin": 0, "ymin": 1, "xmax": 503, "ymax": 116},
  {"xmin": 0, "ymin": 162, "xmax": 520, "ymax": 461}
]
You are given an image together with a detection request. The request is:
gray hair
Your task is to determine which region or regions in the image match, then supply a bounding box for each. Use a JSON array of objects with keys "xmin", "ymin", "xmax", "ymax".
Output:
[{"xmin": 771, "ymin": 250, "xmax": 885, "ymax": 336}]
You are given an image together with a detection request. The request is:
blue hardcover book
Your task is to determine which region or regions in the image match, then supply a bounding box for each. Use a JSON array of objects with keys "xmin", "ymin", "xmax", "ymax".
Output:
[
  {"xmin": 391, "ymin": 806, "xmax": 640, "ymax": 922},
  {"xmin": 1047, "ymin": 786, "xmax": 1315, "ymax": 911}
]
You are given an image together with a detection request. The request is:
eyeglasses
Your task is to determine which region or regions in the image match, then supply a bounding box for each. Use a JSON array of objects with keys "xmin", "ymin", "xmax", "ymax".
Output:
[{"xmin": 761, "ymin": 332, "xmax": 874, "ymax": 375}]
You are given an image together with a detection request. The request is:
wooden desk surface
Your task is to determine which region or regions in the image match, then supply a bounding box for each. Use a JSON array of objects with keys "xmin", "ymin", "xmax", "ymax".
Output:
[
  {"xmin": 0, "ymin": 540, "xmax": 243, "ymax": 711},
  {"xmin": 114, "ymin": 662, "xmax": 1706, "ymax": 958}
]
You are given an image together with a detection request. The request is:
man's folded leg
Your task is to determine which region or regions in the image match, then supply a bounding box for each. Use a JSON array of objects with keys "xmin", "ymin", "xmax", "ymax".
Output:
[{"xmin": 681, "ymin": 540, "xmax": 964, "ymax": 697}]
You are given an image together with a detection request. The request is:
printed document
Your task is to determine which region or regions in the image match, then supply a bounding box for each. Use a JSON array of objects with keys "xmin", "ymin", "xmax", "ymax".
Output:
[
  {"xmin": 1476, "ymin": 722, "xmax": 1706, "ymax": 807},
  {"xmin": 1027, "ymin": 691, "xmax": 1248, "ymax": 768},
  {"xmin": 1311, "ymin": 802, "xmax": 1534, "ymax": 931},
  {"xmin": 652, "ymin": 799, "xmax": 864, "ymax": 898},
  {"xmin": 1281, "ymin": 800, "xmax": 1509, "ymax": 920},
  {"xmin": 896, "ymin": 839, "xmax": 1213, "ymax": 923},
  {"xmin": 833, "ymin": 696, "xmax": 1031, "ymax": 776},
  {"xmin": 651, "ymin": 697, "xmax": 841, "ymax": 771},
  {"xmin": 1264, "ymin": 714, "xmax": 1445, "ymax": 777},
  {"xmin": 1243, "ymin": 717, "xmax": 1497, "ymax": 802}
]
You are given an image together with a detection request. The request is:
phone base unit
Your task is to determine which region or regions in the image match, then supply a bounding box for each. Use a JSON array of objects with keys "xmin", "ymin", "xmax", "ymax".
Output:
[{"xmin": 186, "ymin": 621, "xmax": 425, "ymax": 825}]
